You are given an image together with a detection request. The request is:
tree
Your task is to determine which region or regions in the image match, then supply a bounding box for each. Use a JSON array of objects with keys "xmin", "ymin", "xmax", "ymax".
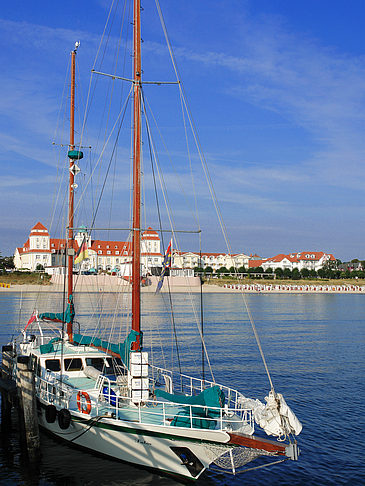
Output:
[
  {"xmin": 0, "ymin": 254, "xmax": 15, "ymax": 274},
  {"xmin": 204, "ymin": 266, "xmax": 213, "ymax": 274},
  {"xmin": 301, "ymin": 268, "xmax": 310, "ymax": 278},
  {"xmin": 217, "ymin": 266, "xmax": 229, "ymax": 275},
  {"xmin": 317, "ymin": 268, "xmax": 327, "ymax": 279},
  {"xmin": 309, "ymin": 269, "xmax": 317, "ymax": 278},
  {"xmin": 237, "ymin": 266, "xmax": 246, "ymax": 274},
  {"xmin": 194, "ymin": 267, "xmax": 204, "ymax": 275},
  {"xmin": 292, "ymin": 268, "xmax": 300, "ymax": 280},
  {"xmin": 275, "ymin": 267, "xmax": 283, "ymax": 278},
  {"xmin": 228, "ymin": 266, "xmax": 236, "ymax": 274},
  {"xmin": 283, "ymin": 268, "xmax": 292, "ymax": 279},
  {"xmin": 35, "ymin": 263, "xmax": 44, "ymax": 271}
]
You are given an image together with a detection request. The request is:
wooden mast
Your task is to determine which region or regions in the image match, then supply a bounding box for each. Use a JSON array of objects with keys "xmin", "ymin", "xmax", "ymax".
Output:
[
  {"xmin": 131, "ymin": 0, "xmax": 142, "ymax": 350},
  {"xmin": 66, "ymin": 44, "xmax": 77, "ymax": 342}
]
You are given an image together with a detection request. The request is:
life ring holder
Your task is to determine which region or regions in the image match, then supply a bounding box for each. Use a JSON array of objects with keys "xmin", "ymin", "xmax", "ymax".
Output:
[{"xmin": 77, "ymin": 391, "xmax": 92, "ymax": 414}]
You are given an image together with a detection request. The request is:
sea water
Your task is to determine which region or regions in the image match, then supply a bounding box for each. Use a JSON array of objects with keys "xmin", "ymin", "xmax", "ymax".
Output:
[{"xmin": 0, "ymin": 291, "xmax": 364, "ymax": 485}]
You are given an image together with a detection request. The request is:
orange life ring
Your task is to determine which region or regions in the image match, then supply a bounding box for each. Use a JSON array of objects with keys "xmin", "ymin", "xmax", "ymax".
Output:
[{"xmin": 77, "ymin": 391, "xmax": 92, "ymax": 414}]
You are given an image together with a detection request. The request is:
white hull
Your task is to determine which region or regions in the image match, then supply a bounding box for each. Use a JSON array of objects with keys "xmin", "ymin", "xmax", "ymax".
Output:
[{"xmin": 38, "ymin": 403, "xmax": 230, "ymax": 480}]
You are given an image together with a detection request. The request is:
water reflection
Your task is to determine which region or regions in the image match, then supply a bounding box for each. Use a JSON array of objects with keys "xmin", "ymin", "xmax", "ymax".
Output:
[{"xmin": 0, "ymin": 292, "xmax": 364, "ymax": 485}]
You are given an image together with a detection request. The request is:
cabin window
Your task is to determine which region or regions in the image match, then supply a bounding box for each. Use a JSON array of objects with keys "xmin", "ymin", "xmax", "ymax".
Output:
[
  {"xmin": 45, "ymin": 359, "xmax": 61, "ymax": 372},
  {"xmin": 86, "ymin": 357, "xmax": 106, "ymax": 371},
  {"xmin": 64, "ymin": 358, "xmax": 83, "ymax": 371}
]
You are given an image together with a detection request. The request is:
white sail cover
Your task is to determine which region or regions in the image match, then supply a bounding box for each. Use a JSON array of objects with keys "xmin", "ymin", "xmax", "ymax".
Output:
[{"xmin": 239, "ymin": 391, "xmax": 302, "ymax": 438}]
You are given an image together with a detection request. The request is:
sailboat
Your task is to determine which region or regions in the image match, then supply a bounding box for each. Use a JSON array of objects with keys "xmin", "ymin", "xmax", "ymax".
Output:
[{"xmin": 5, "ymin": 0, "xmax": 302, "ymax": 480}]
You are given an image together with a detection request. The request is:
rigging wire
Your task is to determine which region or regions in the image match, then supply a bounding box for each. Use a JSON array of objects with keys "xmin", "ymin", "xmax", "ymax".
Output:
[
  {"xmin": 141, "ymin": 88, "xmax": 183, "ymax": 381},
  {"xmin": 141, "ymin": 87, "xmax": 215, "ymax": 383},
  {"xmin": 155, "ymin": 0, "xmax": 275, "ymax": 392}
]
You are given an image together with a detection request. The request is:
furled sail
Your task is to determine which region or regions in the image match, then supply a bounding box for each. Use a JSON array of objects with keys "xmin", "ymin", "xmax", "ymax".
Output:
[
  {"xmin": 39, "ymin": 294, "xmax": 75, "ymax": 324},
  {"xmin": 73, "ymin": 329, "xmax": 142, "ymax": 368}
]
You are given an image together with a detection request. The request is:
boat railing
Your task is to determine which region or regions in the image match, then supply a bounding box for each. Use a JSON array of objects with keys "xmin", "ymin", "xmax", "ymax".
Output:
[
  {"xmin": 35, "ymin": 374, "xmax": 73, "ymax": 409},
  {"xmin": 150, "ymin": 364, "xmax": 243, "ymax": 410},
  {"xmin": 35, "ymin": 373, "xmax": 254, "ymax": 433}
]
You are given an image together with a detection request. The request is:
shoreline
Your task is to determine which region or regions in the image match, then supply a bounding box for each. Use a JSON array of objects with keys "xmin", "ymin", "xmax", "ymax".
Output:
[{"xmin": 1, "ymin": 283, "xmax": 365, "ymax": 294}]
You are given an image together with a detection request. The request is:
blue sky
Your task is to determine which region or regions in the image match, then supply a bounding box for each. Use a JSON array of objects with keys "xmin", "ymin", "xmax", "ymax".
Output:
[{"xmin": 1, "ymin": 0, "xmax": 365, "ymax": 261}]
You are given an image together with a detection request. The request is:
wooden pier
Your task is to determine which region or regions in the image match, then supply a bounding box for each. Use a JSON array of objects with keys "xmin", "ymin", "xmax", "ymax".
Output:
[{"xmin": 1, "ymin": 346, "xmax": 40, "ymax": 461}]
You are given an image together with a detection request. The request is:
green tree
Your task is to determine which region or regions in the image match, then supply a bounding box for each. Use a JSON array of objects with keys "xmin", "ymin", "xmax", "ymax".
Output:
[
  {"xmin": 204, "ymin": 266, "xmax": 213, "ymax": 274},
  {"xmin": 229, "ymin": 266, "xmax": 236, "ymax": 274},
  {"xmin": 0, "ymin": 254, "xmax": 15, "ymax": 274},
  {"xmin": 318, "ymin": 268, "xmax": 331, "ymax": 279},
  {"xmin": 301, "ymin": 268, "xmax": 310, "ymax": 278},
  {"xmin": 292, "ymin": 268, "xmax": 301, "ymax": 280},
  {"xmin": 283, "ymin": 268, "xmax": 292, "ymax": 279},
  {"xmin": 309, "ymin": 269, "xmax": 317, "ymax": 278},
  {"xmin": 217, "ymin": 266, "xmax": 229, "ymax": 275},
  {"xmin": 275, "ymin": 267, "xmax": 283, "ymax": 278},
  {"xmin": 237, "ymin": 266, "xmax": 246, "ymax": 274}
]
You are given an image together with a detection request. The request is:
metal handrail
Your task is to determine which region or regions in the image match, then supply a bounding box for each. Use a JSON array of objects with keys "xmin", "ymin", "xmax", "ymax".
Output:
[{"xmin": 35, "ymin": 374, "xmax": 254, "ymax": 432}]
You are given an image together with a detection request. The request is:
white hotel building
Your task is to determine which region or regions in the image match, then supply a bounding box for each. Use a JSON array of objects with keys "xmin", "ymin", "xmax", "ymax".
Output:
[{"xmin": 14, "ymin": 223, "xmax": 249, "ymax": 274}]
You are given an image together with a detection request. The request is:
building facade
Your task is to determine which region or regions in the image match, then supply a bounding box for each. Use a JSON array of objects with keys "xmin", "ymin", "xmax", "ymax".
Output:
[
  {"xmin": 173, "ymin": 251, "xmax": 250, "ymax": 271},
  {"xmin": 248, "ymin": 251, "xmax": 336, "ymax": 272},
  {"xmin": 14, "ymin": 223, "xmax": 163, "ymax": 274}
]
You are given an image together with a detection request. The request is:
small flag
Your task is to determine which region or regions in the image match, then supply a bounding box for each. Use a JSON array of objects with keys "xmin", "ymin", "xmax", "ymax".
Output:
[
  {"xmin": 74, "ymin": 237, "xmax": 89, "ymax": 264},
  {"xmin": 156, "ymin": 239, "xmax": 172, "ymax": 293},
  {"xmin": 24, "ymin": 311, "xmax": 37, "ymax": 331}
]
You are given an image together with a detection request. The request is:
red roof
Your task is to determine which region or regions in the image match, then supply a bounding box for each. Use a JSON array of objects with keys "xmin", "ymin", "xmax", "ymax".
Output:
[
  {"xmin": 248, "ymin": 260, "xmax": 266, "ymax": 268},
  {"xmin": 31, "ymin": 222, "xmax": 49, "ymax": 233},
  {"xmin": 90, "ymin": 240, "xmax": 131, "ymax": 255},
  {"xmin": 141, "ymin": 227, "xmax": 160, "ymax": 240}
]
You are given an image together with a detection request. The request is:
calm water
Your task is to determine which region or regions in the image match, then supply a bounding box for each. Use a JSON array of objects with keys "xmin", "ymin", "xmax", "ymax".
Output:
[{"xmin": 0, "ymin": 291, "xmax": 364, "ymax": 485}]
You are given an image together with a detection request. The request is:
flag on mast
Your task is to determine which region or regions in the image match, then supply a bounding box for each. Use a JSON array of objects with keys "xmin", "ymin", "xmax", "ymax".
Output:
[
  {"xmin": 74, "ymin": 236, "xmax": 89, "ymax": 264},
  {"xmin": 156, "ymin": 238, "xmax": 172, "ymax": 293}
]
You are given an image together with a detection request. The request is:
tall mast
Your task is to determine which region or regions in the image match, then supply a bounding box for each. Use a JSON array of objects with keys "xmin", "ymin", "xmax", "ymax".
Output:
[
  {"xmin": 131, "ymin": 0, "xmax": 142, "ymax": 350},
  {"xmin": 66, "ymin": 43, "xmax": 79, "ymax": 342}
]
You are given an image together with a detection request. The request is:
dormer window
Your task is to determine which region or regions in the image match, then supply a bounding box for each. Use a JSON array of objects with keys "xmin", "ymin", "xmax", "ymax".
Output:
[
  {"xmin": 98, "ymin": 250, "xmax": 102, "ymax": 254},
  {"xmin": 116, "ymin": 251, "xmax": 119, "ymax": 255},
  {"xmin": 98, "ymin": 245, "xmax": 101, "ymax": 249},
  {"xmin": 107, "ymin": 250, "xmax": 111, "ymax": 255},
  {"xmin": 106, "ymin": 245, "xmax": 109, "ymax": 249}
]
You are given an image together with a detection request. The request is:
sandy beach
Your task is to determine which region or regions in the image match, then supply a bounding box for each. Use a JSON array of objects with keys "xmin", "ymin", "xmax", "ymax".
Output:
[{"xmin": 1, "ymin": 282, "xmax": 364, "ymax": 294}]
